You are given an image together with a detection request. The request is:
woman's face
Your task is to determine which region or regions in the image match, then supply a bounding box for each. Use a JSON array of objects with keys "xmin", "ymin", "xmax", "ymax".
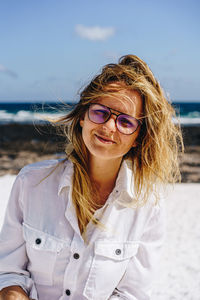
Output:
[{"xmin": 80, "ymin": 86, "xmax": 143, "ymax": 164}]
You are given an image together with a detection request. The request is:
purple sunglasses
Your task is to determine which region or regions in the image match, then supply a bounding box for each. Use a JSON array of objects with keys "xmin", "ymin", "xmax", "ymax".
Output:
[{"xmin": 88, "ymin": 103, "xmax": 142, "ymax": 135}]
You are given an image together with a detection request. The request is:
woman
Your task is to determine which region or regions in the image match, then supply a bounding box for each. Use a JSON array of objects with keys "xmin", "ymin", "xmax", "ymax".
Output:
[{"xmin": 0, "ymin": 55, "xmax": 183, "ymax": 300}]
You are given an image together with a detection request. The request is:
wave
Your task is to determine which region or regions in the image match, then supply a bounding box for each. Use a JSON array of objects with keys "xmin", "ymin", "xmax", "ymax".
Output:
[
  {"xmin": 0, "ymin": 110, "xmax": 64, "ymax": 124},
  {"xmin": 1, "ymin": 110, "xmax": 200, "ymax": 125},
  {"xmin": 174, "ymin": 117, "xmax": 200, "ymax": 125},
  {"xmin": 0, "ymin": 101, "xmax": 200, "ymax": 125}
]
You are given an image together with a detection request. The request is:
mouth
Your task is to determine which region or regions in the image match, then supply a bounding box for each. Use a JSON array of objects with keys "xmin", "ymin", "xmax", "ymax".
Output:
[{"xmin": 95, "ymin": 134, "xmax": 116, "ymax": 144}]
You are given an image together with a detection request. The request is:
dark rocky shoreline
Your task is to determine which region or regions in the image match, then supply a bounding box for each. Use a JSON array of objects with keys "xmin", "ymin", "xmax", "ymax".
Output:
[{"xmin": 0, "ymin": 123, "xmax": 200, "ymax": 182}]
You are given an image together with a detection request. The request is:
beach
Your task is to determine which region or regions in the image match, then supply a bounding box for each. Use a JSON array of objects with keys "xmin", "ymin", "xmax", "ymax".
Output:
[
  {"xmin": 0, "ymin": 123, "xmax": 200, "ymax": 299},
  {"xmin": 0, "ymin": 123, "xmax": 200, "ymax": 182}
]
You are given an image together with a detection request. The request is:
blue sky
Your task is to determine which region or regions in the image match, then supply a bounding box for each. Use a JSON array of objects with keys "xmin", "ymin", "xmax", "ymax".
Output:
[{"xmin": 0, "ymin": 0, "xmax": 199, "ymax": 102}]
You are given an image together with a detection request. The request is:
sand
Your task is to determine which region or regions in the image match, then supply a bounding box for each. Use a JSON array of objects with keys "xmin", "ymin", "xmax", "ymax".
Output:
[
  {"xmin": 152, "ymin": 184, "xmax": 200, "ymax": 299},
  {"xmin": 0, "ymin": 175, "xmax": 200, "ymax": 299},
  {"xmin": 1, "ymin": 124, "xmax": 200, "ymax": 182}
]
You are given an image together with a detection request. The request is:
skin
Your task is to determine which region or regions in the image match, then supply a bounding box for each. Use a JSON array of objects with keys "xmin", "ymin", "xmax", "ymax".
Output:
[
  {"xmin": 0, "ymin": 286, "xmax": 30, "ymax": 300},
  {"xmin": 80, "ymin": 87, "xmax": 143, "ymax": 205}
]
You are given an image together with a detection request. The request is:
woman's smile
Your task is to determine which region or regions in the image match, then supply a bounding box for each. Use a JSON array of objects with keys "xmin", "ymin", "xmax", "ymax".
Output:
[{"xmin": 94, "ymin": 133, "xmax": 116, "ymax": 144}]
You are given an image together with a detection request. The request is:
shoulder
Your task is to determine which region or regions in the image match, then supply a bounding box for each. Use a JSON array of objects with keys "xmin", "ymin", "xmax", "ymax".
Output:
[
  {"xmin": 19, "ymin": 159, "xmax": 63, "ymax": 175},
  {"xmin": 17, "ymin": 158, "xmax": 71, "ymax": 183}
]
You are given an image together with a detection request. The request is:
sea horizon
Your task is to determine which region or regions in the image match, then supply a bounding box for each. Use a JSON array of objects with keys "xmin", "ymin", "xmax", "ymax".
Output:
[{"xmin": 0, "ymin": 100, "xmax": 200, "ymax": 125}]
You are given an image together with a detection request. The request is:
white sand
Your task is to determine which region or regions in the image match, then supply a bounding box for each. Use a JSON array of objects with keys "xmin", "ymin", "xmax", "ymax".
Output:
[
  {"xmin": 152, "ymin": 184, "xmax": 200, "ymax": 299},
  {"xmin": 0, "ymin": 175, "xmax": 200, "ymax": 299},
  {"xmin": 0, "ymin": 175, "xmax": 16, "ymax": 228}
]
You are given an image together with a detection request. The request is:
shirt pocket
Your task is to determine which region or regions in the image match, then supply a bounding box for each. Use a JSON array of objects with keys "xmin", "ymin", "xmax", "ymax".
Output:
[
  {"xmin": 84, "ymin": 241, "xmax": 139, "ymax": 300},
  {"xmin": 22, "ymin": 223, "xmax": 67, "ymax": 286}
]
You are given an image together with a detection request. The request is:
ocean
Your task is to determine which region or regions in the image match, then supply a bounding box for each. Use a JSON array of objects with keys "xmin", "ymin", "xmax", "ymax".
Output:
[{"xmin": 0, "ymin": 101, "xmax": 200, "ymax": 125}]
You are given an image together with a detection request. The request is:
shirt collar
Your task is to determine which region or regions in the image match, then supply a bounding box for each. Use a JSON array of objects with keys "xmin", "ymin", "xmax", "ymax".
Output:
[
  {"xmin": 58, "ymin": 159, "xmax": 135, "ymax": 204},
  {"xmin": 108, "ymin": 159, "xmax": 135, "ymax": 205},
  {"xmin": 115, "ymin": 160, "xmax": 133, "ymax": 192},
  {"xmin": 58, "ymin": 159, "xmax": 74, "ymax": 195}
]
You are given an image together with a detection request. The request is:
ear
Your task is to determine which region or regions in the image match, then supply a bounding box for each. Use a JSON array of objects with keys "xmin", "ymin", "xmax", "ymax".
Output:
[
  {"xmin": 132, "ymin": 141, "xmax": 137, "ymax": 148},
  {"xmin": 79, "ymin": 114, "xmax": 85, "ymax": 127}
]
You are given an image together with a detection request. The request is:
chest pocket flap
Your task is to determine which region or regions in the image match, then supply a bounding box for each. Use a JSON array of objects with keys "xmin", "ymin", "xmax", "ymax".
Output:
[
  {"xmin": 22, "ymin": 222, "xmax": 69, "ymax": 253},
  {"xmin": 95, "ymin": 241, "xmax": 139, "ymax": 261},
  {"xmin": 22, "ymin": 223, "xmax": 71, "ymax": 285}
]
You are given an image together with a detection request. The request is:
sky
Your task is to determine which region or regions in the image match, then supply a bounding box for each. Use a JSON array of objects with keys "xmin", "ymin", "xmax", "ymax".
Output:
[{"xmin": 0, "ymin": 0, "xmax": 200, "ymax": 103}]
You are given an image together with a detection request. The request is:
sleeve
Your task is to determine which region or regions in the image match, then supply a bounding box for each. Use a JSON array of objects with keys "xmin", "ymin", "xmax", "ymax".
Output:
[
  {"xmin": 108, "ymin": 200, "xmax": 166, "ymax": 300},
  {"xmin": 0, "ymin": 174, "xmax": 38, "ymax": 300}
]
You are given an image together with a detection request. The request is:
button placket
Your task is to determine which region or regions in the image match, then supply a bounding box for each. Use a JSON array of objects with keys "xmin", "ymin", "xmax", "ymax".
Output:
[{"xmin": 63, "ymin": 233, "xmax": 84, "ymax": 297}]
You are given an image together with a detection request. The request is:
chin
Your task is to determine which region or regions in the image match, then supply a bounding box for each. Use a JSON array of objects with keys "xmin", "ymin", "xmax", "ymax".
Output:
[{"xmin": 88, "ymin": 149, "xmax": 123, "ymax": 162}]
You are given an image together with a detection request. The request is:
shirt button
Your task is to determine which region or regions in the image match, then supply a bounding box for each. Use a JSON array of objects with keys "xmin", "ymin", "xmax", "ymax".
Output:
[
  {"xmin": 35, "ymin": 238, "xmax": 41, "ymax": 245},
  {"xmin": 115, "ymin": 249, "xmax": 121, "ymax": 255},
  {"xmin": 65, "ymin": 289, "xmax": 71, "ymax": 296},
  {"xmin": 73, "ymin": 253, "xmax": 80, "ymax": 259}
]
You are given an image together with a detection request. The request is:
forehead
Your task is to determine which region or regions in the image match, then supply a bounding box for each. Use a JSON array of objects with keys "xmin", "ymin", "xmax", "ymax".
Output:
[{"xmin": 96, "ymin": 87, "xmax": 143, "ymax": 117}]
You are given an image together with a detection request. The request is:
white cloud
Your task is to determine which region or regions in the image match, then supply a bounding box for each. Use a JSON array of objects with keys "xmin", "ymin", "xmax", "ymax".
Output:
[
  {"xmin": 75, "ymin": 24, "xmax": 115, "ymax": 41},
  {"xmin": 0, "ymin": 64, "xmax": 18, "ymax": 78}
]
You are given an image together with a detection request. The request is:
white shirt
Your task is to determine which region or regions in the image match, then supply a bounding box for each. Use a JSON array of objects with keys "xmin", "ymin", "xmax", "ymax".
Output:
[{"xmin": 0, "ymin": 159, "xmax": 165, "ymax": 300}]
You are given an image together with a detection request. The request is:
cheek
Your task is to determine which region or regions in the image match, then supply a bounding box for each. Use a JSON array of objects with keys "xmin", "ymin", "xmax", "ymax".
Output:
[
  {"xmin": 80, "ymin": 117, "xmax": 95, "ymax": 146},
  {"xmin": 122, "ymin": 132, "xmax": 139, "ymax": 149}
]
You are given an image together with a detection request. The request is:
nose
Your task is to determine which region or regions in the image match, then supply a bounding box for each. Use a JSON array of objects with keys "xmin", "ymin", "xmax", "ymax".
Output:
[{"xmin": 103, "ymin": 114, "xmax": 117, "ymax": 132}]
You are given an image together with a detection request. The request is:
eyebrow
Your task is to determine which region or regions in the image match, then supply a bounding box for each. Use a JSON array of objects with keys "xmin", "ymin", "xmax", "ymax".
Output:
[{"xmin": 93, "ymin": 103, "xmax": 132, "ymax": 118}]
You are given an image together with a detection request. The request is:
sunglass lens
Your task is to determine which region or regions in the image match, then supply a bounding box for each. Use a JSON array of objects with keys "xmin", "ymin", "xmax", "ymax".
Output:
[
  {"xmin": 89, "ymin": 104, "xmax": 110, "ymax": 123},
  {"xmin": 117, "ymin": 115, "xmax": 138, "ymax": 134}
]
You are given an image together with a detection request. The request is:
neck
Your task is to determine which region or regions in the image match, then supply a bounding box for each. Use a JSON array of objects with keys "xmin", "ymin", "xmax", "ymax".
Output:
[{"xmin": 89, "ymin": 157, "xmax": 122, "ymax": 203}]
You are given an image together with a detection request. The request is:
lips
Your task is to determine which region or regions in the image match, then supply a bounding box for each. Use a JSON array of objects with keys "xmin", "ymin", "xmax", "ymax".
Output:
[{"xmin": 95, "ymin": 134, "xmax": 116, "ymax": 144}]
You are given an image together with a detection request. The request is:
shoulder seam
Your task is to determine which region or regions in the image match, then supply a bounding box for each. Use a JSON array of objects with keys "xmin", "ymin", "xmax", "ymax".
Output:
[{"xmin": 18, "ymin": 159, "xmax": 64, "ymax": 176}]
